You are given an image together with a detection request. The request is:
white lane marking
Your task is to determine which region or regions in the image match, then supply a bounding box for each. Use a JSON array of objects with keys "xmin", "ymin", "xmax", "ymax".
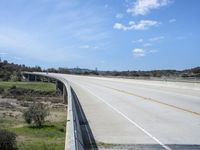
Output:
[
  {"xmin": 75, "ymin": 83, "xmax": 172, "ymax": 150},
  {"xmin": 73, "ymin": 79, "xmax": 200, "ymax": 116},
  {"xmin": 98, "ymin": 79, "xmax": 200, "ymax": 100}
]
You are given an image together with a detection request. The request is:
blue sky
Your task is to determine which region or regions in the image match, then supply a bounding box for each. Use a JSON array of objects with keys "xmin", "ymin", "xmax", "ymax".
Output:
[{"xmin": 0, "ymin": 0, "xmax": 199, "ymax": 70}]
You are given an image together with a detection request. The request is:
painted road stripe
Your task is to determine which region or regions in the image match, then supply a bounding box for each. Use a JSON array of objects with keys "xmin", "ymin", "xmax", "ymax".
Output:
[
  {"xmin": 75, "ymin": 83, "xmax": 172, "ymax": 150},
  {"xmin": 79, "ymin": 79, "xmax": 200, "ymax": 116},
  {"xmin": 103, "ymin": 85, "xmax": 200, "ymax": 116}
]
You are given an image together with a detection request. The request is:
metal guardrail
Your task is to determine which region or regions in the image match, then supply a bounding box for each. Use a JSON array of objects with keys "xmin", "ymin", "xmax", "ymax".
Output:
[{"xmin": 22, "ymin": 72, "xmax": 85, "ymax": 150}]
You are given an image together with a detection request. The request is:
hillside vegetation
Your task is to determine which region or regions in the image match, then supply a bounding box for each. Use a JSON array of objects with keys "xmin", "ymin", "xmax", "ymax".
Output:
[
  {"xmin": 0, "ymin": 59, "xmax": 200, "ymax": 80},
  {"xmin": 0, "ymin": 59, "xmax": 41, "ymax": 81}
]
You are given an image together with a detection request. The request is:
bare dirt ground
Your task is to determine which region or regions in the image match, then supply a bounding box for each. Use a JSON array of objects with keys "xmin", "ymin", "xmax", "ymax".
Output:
[{"xmin": 0, "ymin": 96, "xmax": 67, "ymax": 126}]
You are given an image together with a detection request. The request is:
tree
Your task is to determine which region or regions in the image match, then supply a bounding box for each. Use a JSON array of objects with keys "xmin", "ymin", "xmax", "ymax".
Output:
[
  {"xmin": 23, "ymin": 102, "xmax": 49, "ymax": 127},
  {"xmin": 0, "ymin": 129, "xmax": 17, "ymax": 150},
  {"xmin": 10, "ymin": 71, "xmax": 21, "ymax": 81}
]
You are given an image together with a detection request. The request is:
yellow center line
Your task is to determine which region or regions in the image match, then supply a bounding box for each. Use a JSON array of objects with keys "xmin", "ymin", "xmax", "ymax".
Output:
[
  {"xmin": 74, "ymin": 78, "xmax": 200, "ymax": 116},
  {"xmin": 91, "ymin": 81, "xmax": 200, "ymax": 116}
]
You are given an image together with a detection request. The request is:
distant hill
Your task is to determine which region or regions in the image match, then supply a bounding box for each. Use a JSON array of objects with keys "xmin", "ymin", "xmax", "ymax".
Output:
[
  {"xmin": 0, "ymin": 59, "xmax": 199, "ymax": 81},
  {"xmin": 47, "ymin": 67, "xmax": 200, "ymax": 78},
  {"xmin": 0, "ymin": 59, "xmax": 42, "ymax": 81}
]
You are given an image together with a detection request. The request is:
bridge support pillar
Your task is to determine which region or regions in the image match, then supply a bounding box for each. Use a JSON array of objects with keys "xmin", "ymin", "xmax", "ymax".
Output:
[
  {"xmin": 24, "ymin": 74, "xmax": 36, "ymax": 81},
  {"xmin": 63, "ymin": 86, "xmax": 68, "ymax": 104},
  {"xmin": 56, "ymin": 80, "xmax": 63, "ymax": 93},
  {"xmin": 56, "ymin": 80, "xmax": 68, "ymax": 104}
]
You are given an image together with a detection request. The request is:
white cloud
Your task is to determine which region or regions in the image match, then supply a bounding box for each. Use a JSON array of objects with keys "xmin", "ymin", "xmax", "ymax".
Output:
[
  {"xmin": 115, "ymin": 13, "xmax": 124, "ymax": 19},
  {"xmin": 132, "ymin": 48, "xmax": 158, "ymax": 57},
  {"xmin": 132, "ymin": 38, "xmax": 144, "ymax": 43},
  {"xmin": 127, "ymin": 0, "xmax": 171, "ymax": 16},
  {"xmin": 132, "ymin": 48, "xmax": 146, "ymax": 57},
  {"xmin": 149, "ymin": 49, "xmax": 158, "ymax": 53},
  {"xmin": 113, "ymin": 20, "xmax": 160, "ymax": 31},
  {"xmin": 169, "ymin": 18, "xmax": 176, "ymax": 23},
  {"xmin": 0, "ymin": 0, "xmax": 112, "ymax": 65},
  {"xmin": 143, "ymin": 43, "xmax": 152, "ymax": 47},
  {"xmin": 113, "ymin": 23, "xmax": 124, "ymax": 30},
  {"xmin": 0, "ymin": 27, "xmax": 81, "ymax": 62},
  {"xmin": 79, "ymin": 45, "xmax": 90, "ymax": 49},
  {"xmin": 93, "ymin": 46, "xmax": 99, "ymax": 49},
  {"xmin": 12, "ymin": 56, "xmax": 22, "ymax": 60},
  {"xmin": 79, "ymin": 45, "xmax": 99, "ymax": 49},
  {"xmin": 0, "ymin": 52, "xmax": 8, "ymax": 55},
  {"xmin": 149, "ymin": 36, "xmax": 165, "ymax": 42}
]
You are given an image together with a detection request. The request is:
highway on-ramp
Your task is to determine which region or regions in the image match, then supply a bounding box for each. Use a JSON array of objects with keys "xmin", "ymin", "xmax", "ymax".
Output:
[{"xmin": 44, "ymin": 73, "xmax": 200, "ymax": 149}]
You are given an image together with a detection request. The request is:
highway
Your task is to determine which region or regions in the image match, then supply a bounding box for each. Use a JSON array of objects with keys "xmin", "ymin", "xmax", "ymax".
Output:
[{"xmin": 45, "ymin": 73, "xmax": 200, "ymax": 149}]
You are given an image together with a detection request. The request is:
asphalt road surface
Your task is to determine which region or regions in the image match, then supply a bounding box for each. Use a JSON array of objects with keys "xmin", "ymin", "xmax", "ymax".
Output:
[{"xmin": 46, "ymin": 73, "xmax": 200, "ymax": 150}]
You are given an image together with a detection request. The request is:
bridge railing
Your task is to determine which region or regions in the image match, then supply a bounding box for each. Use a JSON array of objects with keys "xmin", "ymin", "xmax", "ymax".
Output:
[
  {"xmin": 22, "ymin": 72, "xmax": 85, "ymax": 150},
  {"xmin": 63, "ymin": 78, "xmax": 84, "ymax": 150}
]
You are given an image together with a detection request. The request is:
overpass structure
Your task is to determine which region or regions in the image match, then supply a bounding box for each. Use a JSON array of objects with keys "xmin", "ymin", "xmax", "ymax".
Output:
[{"xmin": 22, "ymin": 72, "xmax": 200, "ymax": 150}]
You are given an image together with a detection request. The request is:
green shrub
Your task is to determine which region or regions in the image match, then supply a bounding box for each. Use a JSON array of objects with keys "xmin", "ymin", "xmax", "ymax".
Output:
[
  {"xmin": 23, "ymin": 110, "xmax": 32, "ymax": 124},
  {"xmin": 0, "ymin": 87, "xmax": 4, "ymax": 94},
  {"xmin": 23, "ymin": 102, "xmax": 49, "ymax": 127},
  {"xmin": 0, "ymin": 129, "xmax": 17, "ymax": 150}
]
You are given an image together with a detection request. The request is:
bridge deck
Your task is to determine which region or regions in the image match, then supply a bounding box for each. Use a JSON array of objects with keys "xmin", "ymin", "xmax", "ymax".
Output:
[{"xmin": 34, "ymin": 73, "xmax": 200, "ymax": 150}]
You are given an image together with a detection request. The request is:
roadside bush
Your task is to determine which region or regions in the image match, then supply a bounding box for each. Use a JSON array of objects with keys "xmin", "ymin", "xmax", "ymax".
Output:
[
  {"xmin": 1, "ymin": 89, "xmax": 11, "ymax": 98},
  {"xmin": 10, "ymin": 72, "xmax": 21, "ymax": 82},
  {"xmin": 0, "ymin": 129, "xmax": 17, "ymax": 150},
  {"xmin": 23, "ymin": 102, "xmax": 49, "ymax": 127},
  {"xmin": 23, "ymin": 110, "xmax": 32, "ymax": 124},
  {"xmin": 0, "ymin": 87, "xmax": 4, "ymax": 94}
]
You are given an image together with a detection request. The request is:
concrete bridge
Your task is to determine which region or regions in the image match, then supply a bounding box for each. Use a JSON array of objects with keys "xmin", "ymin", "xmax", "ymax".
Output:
[{"xmin": 22, "ymin": 72, "xmax": 200, "ymax": 150}]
